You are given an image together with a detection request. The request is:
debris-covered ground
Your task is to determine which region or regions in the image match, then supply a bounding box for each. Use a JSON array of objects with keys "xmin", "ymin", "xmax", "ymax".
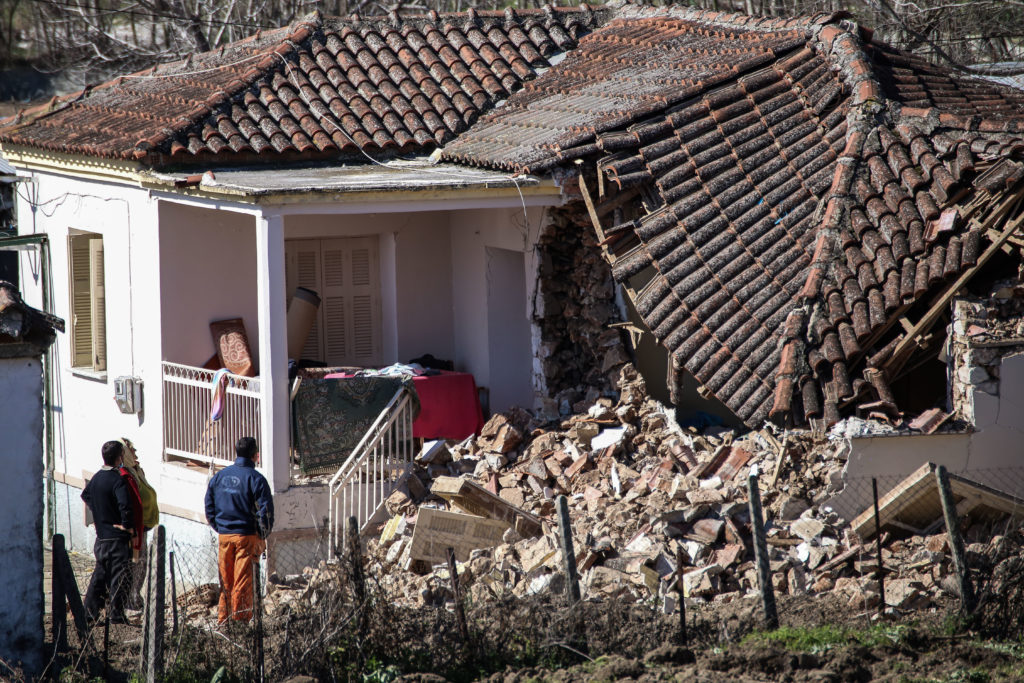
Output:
[
  {"xmin": 44, "ymin": 361, "xmax": 1024, "ymax": 681},
  {"xmin": 263, "ymin": 364, "xmax": 993, "ymax": 623}
]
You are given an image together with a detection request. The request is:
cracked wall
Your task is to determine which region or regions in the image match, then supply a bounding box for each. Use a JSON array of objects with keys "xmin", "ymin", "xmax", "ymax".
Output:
[{"xmin": 532, "ymin": 203, "xmax": 630, "ymax": 419}]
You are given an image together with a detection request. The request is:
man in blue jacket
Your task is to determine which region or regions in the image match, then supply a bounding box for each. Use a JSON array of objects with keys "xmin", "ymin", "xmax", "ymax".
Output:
[{"xmin": 204, "ymin": 436, "xmax": 274, "ymax": 623}]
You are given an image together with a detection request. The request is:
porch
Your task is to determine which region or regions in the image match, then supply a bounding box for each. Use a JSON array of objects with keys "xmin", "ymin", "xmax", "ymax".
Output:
[
  {"xmin": 146, "ymin": 160, "xmax": 560, "ymax": 560},
  {"xmin": 161, "ymin": 358, "xmax": 420, "ymax": 558}
]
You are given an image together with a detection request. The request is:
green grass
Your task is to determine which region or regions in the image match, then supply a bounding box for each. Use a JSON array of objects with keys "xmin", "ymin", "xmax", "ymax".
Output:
[{"xmin": 741, "ymin": 622, "xmax": 921, "ymax": 654}]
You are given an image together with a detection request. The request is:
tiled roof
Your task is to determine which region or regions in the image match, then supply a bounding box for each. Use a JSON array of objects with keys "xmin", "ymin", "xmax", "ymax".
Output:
[
  {"xmin": 0, "ymin": 7, "xmax": 607, "ymax": 164},
  {"xmin": 5, "ymin": 4, "xmax": 1024, "ymax": 429},
  {"xmin": 444, "ymin": 6, "xmax": 1024, "ymax": 428}
]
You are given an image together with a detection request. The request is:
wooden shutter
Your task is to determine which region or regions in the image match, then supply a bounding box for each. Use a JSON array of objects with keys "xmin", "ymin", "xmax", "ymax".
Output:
[
  {"xmin": 68, "ymin": 234, "xmax": 93, "ymax": 368},
  {"xmin": 321, "ymin": 241, "xmax": 348, "ymax": 365},
  {"xmin": 285, "ymin": 237, "xmax": 381, "ymax": 367},
  {"xmin": 89, "ymin": 238, "xmax": 106, "ymax": 371},
  {"xmin": 349, "ymin": 241, "xmax": 380, "ymax": 365},
  {"xmin": 321, "ymin": 237, "xmax": 381, "ymax": 367}
]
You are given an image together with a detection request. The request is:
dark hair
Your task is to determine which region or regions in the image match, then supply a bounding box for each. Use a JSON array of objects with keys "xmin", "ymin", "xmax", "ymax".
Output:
[
  {"xmin": 236, "ymin": 436, "xmax": 258, "ymax": 460},
  {"xmin": 101, "ymin": 440, "xmax": 124, "ymax": 466}
]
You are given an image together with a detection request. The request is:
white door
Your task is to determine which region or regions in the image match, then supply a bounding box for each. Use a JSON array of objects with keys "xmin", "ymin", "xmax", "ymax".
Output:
[{"xmin": 285, "ymin": 237, "xmax": 383, "ymax": 367}]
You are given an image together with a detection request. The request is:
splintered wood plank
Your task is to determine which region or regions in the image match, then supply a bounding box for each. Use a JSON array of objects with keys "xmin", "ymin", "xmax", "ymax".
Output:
[{"xmin": 851, "ymin": 463, "xmax": 939, "ymax": 540}]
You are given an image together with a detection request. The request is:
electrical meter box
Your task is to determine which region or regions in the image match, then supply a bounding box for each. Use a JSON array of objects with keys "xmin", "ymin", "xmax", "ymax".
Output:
[{"xmin": 113, "ymin": 376, "xmax": 143, "ymax": 414}]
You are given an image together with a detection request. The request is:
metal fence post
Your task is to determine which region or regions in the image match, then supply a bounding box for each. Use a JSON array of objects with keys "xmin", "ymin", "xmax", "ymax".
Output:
[
  {"xmin": 169, "ymin": 550, "xmax": 179, "ymax": 637},
  {"xmin": 253, "ymin": 559, "xmax": 265, "ymax": 683},
  {"xmin": 747, "ymin": 471, "xmax": 778, "ymax": 629}
]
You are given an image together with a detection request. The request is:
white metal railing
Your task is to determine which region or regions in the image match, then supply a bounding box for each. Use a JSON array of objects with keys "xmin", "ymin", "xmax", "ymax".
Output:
[
  {"xmin": 328, "ymin": 386, "xmax": 416, "ymax": 558},
  {"xmin": 162, "ymin": 361, "xmax": 262, "ymax": 465}
]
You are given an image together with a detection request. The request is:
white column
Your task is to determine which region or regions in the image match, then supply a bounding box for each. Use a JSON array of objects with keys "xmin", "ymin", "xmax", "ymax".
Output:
[{"xmin": 256, "ymin": 213, "xmax": 289, "ymax": 493}]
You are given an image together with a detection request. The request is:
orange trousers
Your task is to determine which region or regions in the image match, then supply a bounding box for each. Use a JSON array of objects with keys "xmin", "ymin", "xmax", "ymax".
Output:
[{"xmin": 217, "ymin": 533, "xmax": 266, "ymax": 623}]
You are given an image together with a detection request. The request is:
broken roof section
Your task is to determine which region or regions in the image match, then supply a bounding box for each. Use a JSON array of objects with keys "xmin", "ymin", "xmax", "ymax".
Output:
[
  {"xmin": 0, "ymin": 6, "xmax": 608, "ymax": 165},
  {"xmin": 444, "ymin": 6, "xmax": 1024, "ymax": 429},
  {"xmin": 0, "ymin": 280, "xmax": 62, "ymax": 356}
]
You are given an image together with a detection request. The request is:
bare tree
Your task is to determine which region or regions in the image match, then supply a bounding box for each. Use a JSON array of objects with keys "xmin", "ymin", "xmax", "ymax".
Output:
[{"xmin": 8, "ymin": 0, "xmax": 1024, "ymax": 88}]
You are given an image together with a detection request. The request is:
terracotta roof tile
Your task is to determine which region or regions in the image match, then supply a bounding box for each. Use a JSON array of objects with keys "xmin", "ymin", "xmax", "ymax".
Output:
[
  {"xmin": 5, "ymin": 4, "xmax": 1024, "ymax": 429},
  {"xmin": 0, "ymin": 7, "xmax": 606, "ymax": 163}
]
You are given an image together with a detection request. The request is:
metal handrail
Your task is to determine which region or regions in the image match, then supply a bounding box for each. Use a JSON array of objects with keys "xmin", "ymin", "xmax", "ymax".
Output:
[{"xmin": 328, "ymin": 386, "xmax": 415, "ymax": 558}]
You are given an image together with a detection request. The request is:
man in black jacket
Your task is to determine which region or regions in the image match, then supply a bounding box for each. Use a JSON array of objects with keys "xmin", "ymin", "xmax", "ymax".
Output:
[{"xmin": 81, "ymin": 440, "xmax": 135, "ymax": 624}]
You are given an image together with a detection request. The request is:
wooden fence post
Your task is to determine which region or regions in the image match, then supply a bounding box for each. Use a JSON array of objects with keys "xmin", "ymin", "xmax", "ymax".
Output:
[
  {"xmin": 347, "ymin": 515, "xmax": 366, "ymax": 648},
  {"xmin": 556, "ymin": 495, "xmax": 581, "ymax": 605},
  {"xmin": 935, "ymin": 466, "xmax": 976, "ymax": 614},
  {"xmin": 144, "ymin": 525, "xmax": 165, "ymax": 682},
  {"xmin": 51, "ymin": 535, "xmax": 68, "ymax": 651},
  {"xmin": 446, "ymin": 547, "xmax": 469, "ymax": 643},
  {"xmin": 675, "ymin": 548, "xmax": 687, "ymax": 647},
  {"xmin": 747, "ymin": 471, "xmax": 778, "ymax": 629},
  {"xmin": 52, "ymin": 534, "xmax": 87, "ymax": 642},
  {"xmin": 872, "ymin": 478, "xmax": 886, "ymax": 616}
]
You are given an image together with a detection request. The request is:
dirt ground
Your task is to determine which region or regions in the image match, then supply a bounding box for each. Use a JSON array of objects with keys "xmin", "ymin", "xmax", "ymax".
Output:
[{"xmin": 40, "ymin": 588, "xmax": 1024, "ymax": 682}]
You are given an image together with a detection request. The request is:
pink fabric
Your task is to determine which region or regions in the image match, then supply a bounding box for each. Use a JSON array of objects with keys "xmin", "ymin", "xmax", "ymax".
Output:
[{"xmin": 323, "ymin": 370, "xmax": 484, "ymax": 440}]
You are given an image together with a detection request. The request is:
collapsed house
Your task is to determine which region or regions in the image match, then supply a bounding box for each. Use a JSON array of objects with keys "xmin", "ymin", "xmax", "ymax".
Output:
[{"xmin": 2, "ymin": 3, "xmax": 1023, "ymax": 578}]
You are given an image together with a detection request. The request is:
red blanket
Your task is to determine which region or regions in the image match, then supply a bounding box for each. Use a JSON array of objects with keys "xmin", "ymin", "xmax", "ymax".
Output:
[{"xmin": 411, "ymin": 371, "xmax": 484, "ymax": 440}]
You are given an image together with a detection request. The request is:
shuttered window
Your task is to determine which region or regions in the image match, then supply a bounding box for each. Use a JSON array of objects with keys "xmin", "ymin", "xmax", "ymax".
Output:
[
  {"xmin": 68, "ymin": 232, "xmax": 106, "ymax": 371},
  {"xmin": 285, "ymin": 237, "xmax": 382, "ymax": 367}
]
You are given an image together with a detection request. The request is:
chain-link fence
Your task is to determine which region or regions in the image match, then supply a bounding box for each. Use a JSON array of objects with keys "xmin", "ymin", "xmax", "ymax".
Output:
[{"xmin": 37, "ymin": 465, "xmax": 1024, "ymax": 681}]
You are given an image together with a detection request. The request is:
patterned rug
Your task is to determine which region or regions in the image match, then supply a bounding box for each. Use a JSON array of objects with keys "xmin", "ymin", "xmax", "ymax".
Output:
[{"xmin": 293, "ymin": 375, "xmax": 419, "ymax": 475}]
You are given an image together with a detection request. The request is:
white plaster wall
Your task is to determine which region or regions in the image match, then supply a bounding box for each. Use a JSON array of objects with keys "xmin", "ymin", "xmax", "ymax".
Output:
[
  {"xmin": 159, "ymin": 202, "xmax": 259, "ymax": 368},
  {"xmin": 393, "ymin": 213, "xmax": 454, "ymax": 363},
  {"xmin": 449, "ymin": 206, "xmax": 544, "ymax": 397},
  {"xmin": 0, "ymin": 356, "xmax": 44, "ymax": 674},
  {"xmin": 14, "ymin": 171, "xmax": 165, "ymax": 546},
  {"xmin": 486, "ymin": 246, "xmax": 533, "ymax": 412}
]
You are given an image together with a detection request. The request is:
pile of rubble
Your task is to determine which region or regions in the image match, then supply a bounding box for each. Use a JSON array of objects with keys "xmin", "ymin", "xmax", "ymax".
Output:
[
  {"xmin": 278, "ymin": 364, "xmax": 974, "ymax": 618},
  {"xmin": 249, "ymin": 361, "xmax": 1024, "ymax": 624}
]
